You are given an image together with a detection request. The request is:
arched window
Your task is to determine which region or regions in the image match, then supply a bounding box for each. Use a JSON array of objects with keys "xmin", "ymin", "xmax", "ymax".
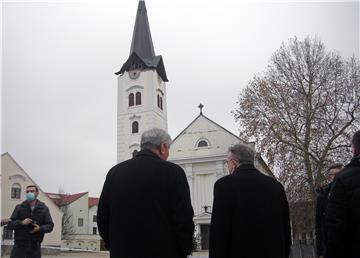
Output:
[
  {"xmin": 160, "ymin": 97, "xmax": 163, "ymax": 110},
  {"xmin": 11, "ymin": 183, "xmax": 21, "ymax": 199},
  {"xmin": 129, "ymin": 93, "xmax": 134, "ymax": 107},
  {"xmin": 132, "ymin": 121, "xmax": 139, "ymax": 134},
  {"xmin": 157, "ymin": 94, "xmax": 160, "ymax": 108},
  {"xmin": 135, "ymin": 92, "xmax": 141, "ymax": 105},
  {"xmin": 197, "ymin": 140, "xmax": 209, "ymax": 148},
  {"xmin": 132, "ymin": 150, "xmax": 139, "ymax": 158}
]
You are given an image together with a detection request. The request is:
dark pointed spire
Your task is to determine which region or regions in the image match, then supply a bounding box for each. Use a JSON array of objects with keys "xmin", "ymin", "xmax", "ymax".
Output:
[
  {"xmin": 130, "ymin": 0, "xmax": 155, "ymax": 60},
  {"xmin": 116, "ymin": 0, "xmax": 168, "ymax": 82}
]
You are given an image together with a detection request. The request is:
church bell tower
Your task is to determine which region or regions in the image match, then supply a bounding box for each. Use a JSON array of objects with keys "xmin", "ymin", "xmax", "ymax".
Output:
[{"xmin": 116, "ymin": 0, "xmax": 169, "ymax": 162}]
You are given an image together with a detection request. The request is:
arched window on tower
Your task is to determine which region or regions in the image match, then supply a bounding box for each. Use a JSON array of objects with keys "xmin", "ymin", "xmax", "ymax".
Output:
[
  {"xmin": 129, "ymin": 93, "xmax": 134, "ymax": 107},
  {"xmin": 157, "ymin": 94, "xmax": 160, "ymax": 108},
  {"xmin": 160, "ymin": 96, "xmax": 163, "ymax": 110},
  {"xmin": 132, "ymin": 121, "xmax": 139, "ymax": 134},
  {"xmin": 11, "ymin": 183, "xmax": 21, "ymax": 199},
  {"xmin": 135, "ymin": 92, "xmax": 141, "ymax": 105}
]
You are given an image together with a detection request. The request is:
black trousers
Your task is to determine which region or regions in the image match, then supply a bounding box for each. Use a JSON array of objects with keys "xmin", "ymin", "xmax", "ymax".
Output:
[{"xmin": 10, "ymin": 244, "xmax": 41, "ymax": 258}]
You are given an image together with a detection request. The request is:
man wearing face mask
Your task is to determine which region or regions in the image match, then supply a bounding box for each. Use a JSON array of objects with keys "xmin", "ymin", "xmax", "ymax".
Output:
[
  {"xmin": 209, "ymin": 143, "xmax": 291, "ymax": 258},
  {"xmin": 8, "ymin": 185, "xmax": 54, "ymax": 258}
]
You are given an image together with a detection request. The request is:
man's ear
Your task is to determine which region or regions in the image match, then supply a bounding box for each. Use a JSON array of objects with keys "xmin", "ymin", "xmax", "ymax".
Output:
[{"xmin": 160, "ymin": 143, "xmax": 166, "ymax": 154}]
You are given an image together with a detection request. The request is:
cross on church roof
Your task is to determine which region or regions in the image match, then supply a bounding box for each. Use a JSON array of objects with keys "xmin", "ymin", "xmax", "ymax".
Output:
[{"xmin": 198, "ymin": 103, "xmax": 204, "ymax": 115}]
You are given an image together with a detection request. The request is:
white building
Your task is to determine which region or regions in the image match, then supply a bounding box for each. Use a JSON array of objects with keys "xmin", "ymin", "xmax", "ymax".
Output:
[
  {"xmin": 116, "ymin": 0, "xmax": 275, "ymax": 253},
  {"xmin": 1, "ymin": 153, "xmax": 63, "ymax": 253},
  {"xmin": 46, "ymin": 192, "xmax": 102, "ymax": 251},
  {"xmin": 169, "ymin": 111, "xmax": 274, "ymax": 251},
  {"xmin": 88, "ymin": 197, "xmax": 99, "ymax": 236}
]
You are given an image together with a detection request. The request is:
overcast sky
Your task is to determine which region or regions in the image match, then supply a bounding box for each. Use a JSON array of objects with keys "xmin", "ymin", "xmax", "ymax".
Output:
[{"xmin": 2, "ymin": 0, "xmax": 359, "ymax": 196}]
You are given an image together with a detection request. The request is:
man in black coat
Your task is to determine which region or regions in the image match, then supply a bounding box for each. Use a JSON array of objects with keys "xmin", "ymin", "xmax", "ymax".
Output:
[
  {"xmin": 315, "ymin": 164, "xmax": 343, "ymax": 258},
  {"xmin": 97, "ymin": 128, "xmax": 194, "ymax": 258},
  {"xmin": 8, "ymin": 185, "xmax": 54, "ymax": 258},
  {"xmin": 325, "ymin": 130, "xmax": 360, "ymax": 258},
  {"xmin": 209, "ymin": 143, "xmax": 291, "ymax": 258}
]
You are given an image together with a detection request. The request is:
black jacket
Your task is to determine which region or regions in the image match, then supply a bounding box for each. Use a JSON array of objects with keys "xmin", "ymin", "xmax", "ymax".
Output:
[
  {"xmin": 315, "ymin": 183, "xmax": 332, "ymax": 256},
  {"xmin": 209, "ymin": 164, "xmax": 291, "ymax": 258},
  {"xmin": 97, "ymin": 150, "xmax": 194, "ymax": 258},
  {"xmin": 325, "ymin": 155, "xmax": 360, "ymax": 258},
  {"xmin": 8, "ymin": 200, "xmax": 54, "ymax": 247}
]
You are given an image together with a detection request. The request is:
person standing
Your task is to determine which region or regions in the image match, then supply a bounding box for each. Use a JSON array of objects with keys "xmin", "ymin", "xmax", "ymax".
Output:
[
  {"xmin": 8, "ymin": 185, "xmax": 54, "ymax": 258},
  {"xmin": 315, "ymin": 164, "xmax": 343, "ymax": 258},
  {"xmin": 209, "ymin": 143, "xmax": 291, "ymax": 258},
  {"xmin": 325, "ymin": 130, "xmax": 360, "ymax": 258},
  {"xmin": 97, "ymin": 128, "xmax": 194, "ymax": 258}
]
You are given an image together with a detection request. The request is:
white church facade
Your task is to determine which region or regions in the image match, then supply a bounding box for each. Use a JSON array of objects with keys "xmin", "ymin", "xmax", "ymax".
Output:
[{"xmin": 116, "ymin": 0, "xmax": 274, "ymax": 252}]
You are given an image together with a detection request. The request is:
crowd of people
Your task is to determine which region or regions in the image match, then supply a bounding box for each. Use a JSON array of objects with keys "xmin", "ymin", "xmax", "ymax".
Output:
[{"xmin": 6, "ymin": 128, "xmax": 359, "ymax": 258}]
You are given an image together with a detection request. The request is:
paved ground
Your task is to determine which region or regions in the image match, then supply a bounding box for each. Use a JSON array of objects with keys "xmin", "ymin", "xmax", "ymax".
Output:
[
  {"xmin": 2, "ymin": 252, "xmax": 109, "ymax": 258},
  {"xmin": 2, "ymin": 252, "xmax": 208, "ymax": 258}
]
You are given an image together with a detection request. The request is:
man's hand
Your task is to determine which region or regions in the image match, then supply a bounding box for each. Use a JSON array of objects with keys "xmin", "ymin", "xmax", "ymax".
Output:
[
  {"xmin": 29, "ymin": 224, "xmax": 40, "ymax": 233},
  {"xmin": 21, "ymin": 218, "xmax": 32, "ymax": 225}
]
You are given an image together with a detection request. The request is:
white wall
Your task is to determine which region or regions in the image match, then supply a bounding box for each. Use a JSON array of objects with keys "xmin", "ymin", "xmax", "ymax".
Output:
[
  {"xmin": 1, "ymin": 153, "xmax": 62, "ymax": 247},
  {"xmin": 68, "ymin": 194, "xmax": 89, "ymax": 235},
  {"xmin": 117, "ymin": 70, "xmax": 168, "ymax": 162},
  {"xmin": 88, "ymin": 205, "xmax": 98, "ymax": 235}
]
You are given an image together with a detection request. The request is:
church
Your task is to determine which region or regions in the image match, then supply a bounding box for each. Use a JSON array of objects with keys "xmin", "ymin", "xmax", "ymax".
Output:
[{"xmin": 115, "ymin": 0, "xmax": 274, "ymax": 252}]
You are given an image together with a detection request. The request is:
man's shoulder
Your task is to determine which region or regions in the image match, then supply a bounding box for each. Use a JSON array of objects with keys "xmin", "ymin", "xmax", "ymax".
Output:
[
  {"xmin": 36, "ymin": 200, "xmax": 49, "ymax": 209},
  {"xmin": 336, "ymin": 165, "xmax": 360, "ymax": 186},
  {"xmin": 214, "ymin": 174, "xmax": 232, "ymax": 187},
  {"xmin": 14, "ymin": 201, "xmax": 27, "ymax": 209}
]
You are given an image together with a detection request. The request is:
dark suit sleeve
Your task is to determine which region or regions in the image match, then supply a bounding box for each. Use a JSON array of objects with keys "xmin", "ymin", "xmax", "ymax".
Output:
[
  {"xmin": 281, "ymin": 187, "xmax": 291, "ymax": 258},
  {"xmin": 169, "ymin": 167, "xmax": 194, "ymax": 256},
  {"xmin": 315, "ymin": 193, "xmax": 324, "ymax": 256},
  {"xmin": 40, "ymin": 206, "xmax": 54, "ymax": 233},
  {"xmin": 209, "ymin": 179, "xmax": 231, "ymax": 258},
  {"xmin": 8, "ymin": 205, "xmax": 23, "ymax": 230},
  {"xmin": 97, "ymin": 169, "xmax": 113, "ymax": 249},
  {"xmin": 325, "ymin": 179, "xmax": 348, "ymax": 258}
]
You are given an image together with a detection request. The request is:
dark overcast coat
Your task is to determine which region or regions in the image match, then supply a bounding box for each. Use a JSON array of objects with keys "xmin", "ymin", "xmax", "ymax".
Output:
[
  {"xmin": 209, "ymin": 164, "xmax": 291, "ymax": 258},
  {"xmin": 325, "ymin": 155, "xmax": 360, "ymax": 258},
  {"xmin": 8, "ymin": 200, "xmax": 54, "ymax": 247},
  {"xmin": 315, "ymin": 183, "xmax": 332, "ymax": 257},
  {"xmin": 97, "ymin": 150, "xmax": 194, "ymax": 258}
]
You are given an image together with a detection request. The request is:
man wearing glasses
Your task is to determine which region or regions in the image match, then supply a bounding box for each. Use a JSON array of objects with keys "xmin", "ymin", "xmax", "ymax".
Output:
[
  {"xmin": 315, "ymin": 163, "xmax": 343, "ymax": 258},
  {"xmin": 209, "ymin": 143, "xmax": 291, "ymax": 258},
  {"xmin": 8, "ymin": 185, "xmax": 54, "ymax": 258}
]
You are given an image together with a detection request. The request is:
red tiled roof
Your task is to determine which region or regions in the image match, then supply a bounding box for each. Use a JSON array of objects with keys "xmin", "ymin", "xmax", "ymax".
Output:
[
  {"xmin": 88, "ymin": 197, "xmax": 99, "ymax": 208},
  {"xmin": 45, "ymin": 192, "xmax": 88, "ymax": 207}
]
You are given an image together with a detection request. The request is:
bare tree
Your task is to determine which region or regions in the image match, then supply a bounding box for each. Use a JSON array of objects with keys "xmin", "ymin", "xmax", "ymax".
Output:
[
  {"xmin": 233, "ymin": 36, "xmax": 360, "ymax": 204},
  {"xmin": 58, "ymin": 188, "xmax": 76, "ymax": 239}
]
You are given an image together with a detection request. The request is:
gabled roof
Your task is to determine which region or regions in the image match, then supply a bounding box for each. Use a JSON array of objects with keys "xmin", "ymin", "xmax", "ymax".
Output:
[
  {"xmin": 88, "ymin": 197, "xmax": 99, "ymax": 208},
  {"xmin": 115, "ymin": 0, "xmax": 168, "ymax": 82},
  {"xmin": 1, "ymin": 152, "xmax": 62, "ymax": 213},
  {"xmin": 172, "ymin": 113, "xmax": 246, "ymax": 143},
  {"xmin": 46, "ymin": 192, "xmax": 88, "ymax": 207}
]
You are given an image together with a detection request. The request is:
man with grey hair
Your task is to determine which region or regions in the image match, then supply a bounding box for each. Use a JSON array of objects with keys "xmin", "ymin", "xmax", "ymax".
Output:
[
  {"xmin": 209, "ymin": 143, "xmax": 291, "ymax": 258},
  {"xmin": 97, "ymin": 128, "xmax": 194, "ymax": 258}
]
